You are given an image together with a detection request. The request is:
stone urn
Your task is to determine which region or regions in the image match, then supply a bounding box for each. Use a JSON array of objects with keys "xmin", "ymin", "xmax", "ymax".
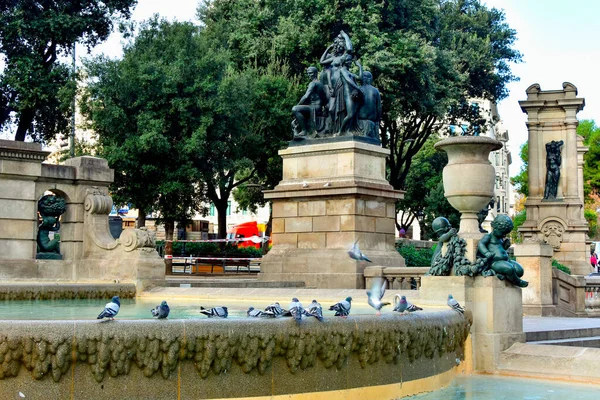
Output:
[{"xmin": 434, "ymin": 136, "xmax": 502, "ymax": 237}]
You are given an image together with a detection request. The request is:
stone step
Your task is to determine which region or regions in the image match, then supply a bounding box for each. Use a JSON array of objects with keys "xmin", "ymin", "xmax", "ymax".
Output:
[
  {"xmin": 528, "ymin": 335, "xmax": 600, "ymax": 348},
  {"xmin": 161, "ymin": 279, "xmax": 306, "ymax": 289},
  {"xmin": 498, "ymin": 342, "xmax": 600, "ymax": 382},
  {"xmin": 526, "ymin": 327, "xmax": 600, "ymax": 342}
]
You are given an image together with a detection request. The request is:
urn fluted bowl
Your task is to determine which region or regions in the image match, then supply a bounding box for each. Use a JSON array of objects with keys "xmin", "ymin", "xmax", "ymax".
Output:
[{"xmin": 434, "ymin": 136, "xmax": 502, "ymax": 235}]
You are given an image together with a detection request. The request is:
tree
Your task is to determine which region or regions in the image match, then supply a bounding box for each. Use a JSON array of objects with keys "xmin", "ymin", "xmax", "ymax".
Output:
[
  {"xmin": 396, "ymin": 135, "xmax": 459, "ymax": 238},
  {"xmin": 510, "ymin": 142, "xmax": 528, "ymax": 197},
  {"xmin": 191, "ymin": 64, "xmax": 300, "ymax": 238},
  {"xmin": 198, "ymin": 0, "xmax": 521, "ymax": 191},
  {"xmin": 82, "ymin": 19, "xmax": 203, "ymax": 240},
  {"xmin": 0, "ymin": 0, "xmax": 137, "ymax": 142}
]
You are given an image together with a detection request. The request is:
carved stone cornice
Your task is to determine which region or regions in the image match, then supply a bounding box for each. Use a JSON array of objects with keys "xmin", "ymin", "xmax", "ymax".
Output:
[{"xmin": 0, "ymin": 139, "xmax": 50, "ymax": 162}]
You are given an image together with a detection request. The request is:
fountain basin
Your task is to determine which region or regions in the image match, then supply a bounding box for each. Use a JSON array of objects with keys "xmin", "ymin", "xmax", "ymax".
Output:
[{"xmin": 0, "ymin": 312, "xmax": 471, "ymax": 399}]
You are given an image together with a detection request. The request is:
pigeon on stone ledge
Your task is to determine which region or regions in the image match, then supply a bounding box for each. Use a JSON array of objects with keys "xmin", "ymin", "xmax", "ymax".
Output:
[
  {"xmin": 289, "ymin": 298, "xmax": 310, "ymax": 322},
  {"xmin": 199, "ymin": 306, "xmax": 228, "ymax": 318},
  {"xmin": 308, "ymin": 299, "xmax": 324, "ymax": 322},
  {"xmin": 265, "ymin": 302, "xmax": 289, "ymax": 317},
  {"xmin": 367, "ymin": 278, "xmax": 390, "ymax": 316},
  {"xmin": 329, "ymin": 297, "xmax": 352, "ymax": 317},
  {"xmin": 447, "ymin": 294, "xmax": 465, "ymax": 314},
  {"xmin": 97, "ymin": 296, "xmax": 120, "ymax": 320},
  {"xmin": 348, "ymin": 240, "xmax": 372, "ymax": 262},
  {"xmin": 393, "ymin": 295, "xmax": 422, "ymax": 314},
  {"xmin": 151, "ymin": 300, "xmax": 170, "ymax": 319},
  {"xmin": 247, "ymin": 306, "xmax": 276, "ymax": 318}
]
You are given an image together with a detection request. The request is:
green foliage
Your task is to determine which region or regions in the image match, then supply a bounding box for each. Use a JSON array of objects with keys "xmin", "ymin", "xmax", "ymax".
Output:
[
  {"xmin": 396, "ymin": 244, "xmax": 436, "ymax": 267},
  {"xmin": 552, "ymin": 259, "xmax": 571, "ymax": 275},
  {"xmin": 198, "ymin": 0, "xmax": 522, "ymax": 191},
  {"xmin": 82, "ymin": 20, "xmax": 204, "ymax": 237},
  {"xmin": 0, "ymin": 0, "xmax": 137, "ymax": 142},
  {"xmin": 156, "ymin": 241, "xmax": 262, "ymax": 257},
  {"xmin": 510, "ymin": 210, "xmax": 526, "ymax": 244},
  {"xmin": 578, "ymin": 120, "xmax": 600, "ymax": 197},
  {"xmin": 584, "ymin": 208, "xmax": 598, "ymax": 239},
  {"xmin": 510, "ymin": 142, "xmax": 529, "ymax": 197}
]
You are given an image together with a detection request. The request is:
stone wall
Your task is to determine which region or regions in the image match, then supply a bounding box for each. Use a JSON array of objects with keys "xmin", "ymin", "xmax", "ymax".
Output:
[
  {"xmin": 0, "ymin": 312, "xmax": 471, "ymax": 399},
  {"xmin": 0, "ymin": 139, "xmax": 164, "ymax": 288}
]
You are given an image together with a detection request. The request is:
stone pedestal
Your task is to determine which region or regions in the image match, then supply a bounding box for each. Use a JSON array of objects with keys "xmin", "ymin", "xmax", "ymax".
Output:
[
  {"xmin": 259, "ymin": 139, "xmax": 404, "ymax": 289},
  {"xmin": 420, "ymin": 276, "xmax": 525, "ymax": 372},
  {"xmin": 515, "ymin": 242, "xmax": 555, "ymax": 316},
  {"xmin": 518, "ymin": 83, "xmax": 589, "ymax": 275}
]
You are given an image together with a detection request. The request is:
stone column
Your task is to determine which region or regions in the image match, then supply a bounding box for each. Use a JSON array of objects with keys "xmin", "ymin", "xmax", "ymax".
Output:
[
  {"xmin": 0, "ymin": 140, "xmax": 49, "ymax": 265},
  {"xmin": 259, "ymin": 140, "xmax": 404, "ymax": 289},
  {"xmin": 515, "ymin": 242, "xmax": 555, "ymax": 316},
  {"xmin": 518, "ymin": 82, "xmax": 589, "ymax": 275},
  {"xmin": 420, "ymin": 275, "xmax": 525, "ymax": 372}
]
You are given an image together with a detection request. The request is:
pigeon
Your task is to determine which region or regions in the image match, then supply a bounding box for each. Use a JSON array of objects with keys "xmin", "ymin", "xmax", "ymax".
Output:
[
  {"xmin": 151, "ymin": 300, "xmax": 170, "ymax": 319},
  {"xmin": 97, "ymin": 296, "xmax": 120, "ymax": 320},
  {"xmin": 348, "ymin": 240, "xmax": 372, "ymax": 262},
  {"xmin": 247, "ymin": 306, "xmax": 275, "ymax": 318},
  {"xmin": 265, "ymin": 302, "xmax": 289, "ymax": 317},
  {"xmin": 447, "ymin": 294, "xmax": 465, "ymax": 314},
  {"xmin": 288, "ymin": 298, "xmax": 310, "ymax": 322},
  {"xmin": 199, "ymin": 306, "xmax": 228, "ymax": 318},
  {"xmin": 323, "ymin": 182, "xmax": 331, "ymax": 187},
  {"xmin": 329, "ymin": 297, "xmax": 352, "ymax": 317},
  {"xmin": 308, "ymin": 299, "xmax": 324, "ymax": 322},
  {"xmin": 302, "ymin": 181, "xmax": 309, "ymax": 188},
  {"xmin": 393, "ymin": 295, "xmax": 423, "ymax": 314},
  {"xmin": 367, "ymin": 278, "xmax": 391, "ymax": 316}
]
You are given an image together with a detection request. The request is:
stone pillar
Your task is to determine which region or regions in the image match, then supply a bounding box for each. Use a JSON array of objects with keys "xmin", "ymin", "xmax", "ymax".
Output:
[
  {"xmin": 0, "ymin": 140, "xmax": 50, "ymax": 261},
  {"xmin": 515, "ymin": 242, "xmax": 555, "ymax": 316},
  {"xmin": 259, "ymin": 140, "xmax": 404, "ymax": 289},
  {"xmin": 518, "ymin": 82, "xmax": 589, "ymax": 275},
  {"xmin": 420, "ymin": 276, "xmax": 525, "ymax": 372}
]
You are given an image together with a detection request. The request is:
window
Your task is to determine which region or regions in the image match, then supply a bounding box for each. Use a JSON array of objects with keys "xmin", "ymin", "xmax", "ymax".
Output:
[
  {"xmin": 209, "ymin": 204, "xmax": 215, "ymax": 216},
  {"xmin": 226, "ymin": 201, "xmax": 231, "ymax": 216}
]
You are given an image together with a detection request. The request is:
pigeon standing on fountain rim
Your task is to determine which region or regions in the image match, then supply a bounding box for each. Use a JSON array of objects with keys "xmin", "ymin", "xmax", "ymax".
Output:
[
  {"xmin": 199, "ymin": 306, "xmax": 228, "ymax": 318},
  {"xmin": 447, "ymin": 294, "xmax": 465, "ymax": 314},
  {"xmin": 151, "ymin": 300, "xmax": 170, "ymax": 319},
  {"xmin": 330, "ymin": 297, "xmax": 352, "ymax": 317},
  {"xmin": 393, "ymin": 295, "xmax": 422, "ymax": 314},
  {"xmin": 308, "ymin": 299, "xmax": 325, "ymax": 321},
  {"xmin": 97, "ymin": 296, "xmax": 120, "ymax": 320}
]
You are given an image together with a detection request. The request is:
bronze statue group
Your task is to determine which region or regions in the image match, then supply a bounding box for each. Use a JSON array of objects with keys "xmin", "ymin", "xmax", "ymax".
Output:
[{"xmin": 292, "ymin": 31, "xmax": 381, "ymax": 142}]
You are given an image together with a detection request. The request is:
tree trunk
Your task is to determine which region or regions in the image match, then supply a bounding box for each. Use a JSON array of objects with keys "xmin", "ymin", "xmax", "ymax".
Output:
[
  {"xmin": 262, "ymin": 202, "xmax": 273, "ymax": 254},
  {"xmin": 215, "ymin": 201, "xmax": 228, "ymax": 239},
  {"xmin": 137, "ymin": 208, "xmax": 146, "ymax": 228},
  {"xmin": 164, "ymin": 219, "xmax": 175, "ymax": 275},
  {"xmin": 15, "ymin": 108, "xmax": 35, "ymax": 141}
]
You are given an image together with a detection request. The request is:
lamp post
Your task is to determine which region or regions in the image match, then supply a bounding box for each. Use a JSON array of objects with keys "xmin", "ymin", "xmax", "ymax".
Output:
[{"xmin": 70, "ymin": 42, "xmax": 76, "ymax": 158}]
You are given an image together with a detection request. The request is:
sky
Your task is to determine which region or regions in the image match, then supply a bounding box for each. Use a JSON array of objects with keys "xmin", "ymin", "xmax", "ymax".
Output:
[{"xmin": 4, "ymin": 0, "xmax": 600, "ymax": 179}]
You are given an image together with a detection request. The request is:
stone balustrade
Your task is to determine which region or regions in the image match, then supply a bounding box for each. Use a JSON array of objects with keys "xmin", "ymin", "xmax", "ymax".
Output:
[
  {"xmin": 551, "ymin": 267, "xmax": 600, "ymax": 317},
  {"xmin": 364, "ymin": 266, "xmax": 429, "ymax": 290}
]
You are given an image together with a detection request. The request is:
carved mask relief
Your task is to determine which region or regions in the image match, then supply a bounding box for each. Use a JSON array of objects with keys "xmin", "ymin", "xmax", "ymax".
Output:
[{"xmin": 541, "ymin": 222, "xmax": 564, "ymax": 250}]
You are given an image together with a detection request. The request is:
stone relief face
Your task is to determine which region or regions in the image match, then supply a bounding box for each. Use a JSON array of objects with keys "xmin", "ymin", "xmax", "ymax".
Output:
[{"xmin": 541, "ymin": 222, "xmax": 564, "ymax": 250}]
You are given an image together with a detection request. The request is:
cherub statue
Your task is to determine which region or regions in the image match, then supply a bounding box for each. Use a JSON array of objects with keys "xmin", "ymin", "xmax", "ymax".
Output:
[{"xmin": 477, "ymin": 214, "xmax": 528, "ymax": 287}]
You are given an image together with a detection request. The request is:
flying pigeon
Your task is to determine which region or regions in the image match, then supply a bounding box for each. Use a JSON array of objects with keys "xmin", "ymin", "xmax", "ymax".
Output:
[
  {"xmin": 348, "ymin": 240, "xmax": 372, "ymax": 262},
  {"xmin": 247, "ymin": 306, "xmax": 275, "ymax": 318},
  {"xmin": 308, "ymin": 299, "xmax": 324, "ymax": 322},
  {"xmin": 289, "ymin": 298, "xmax": 310, "ymax": 322},
  {"xmin": 265, "ymin": 302, "xmax": 289, "ymax": 317},
  {"xmin": 97, "ymin": 296, "xmax": 120, "ymax": 320},
  {"xmin": 367, "ymin": 278, "xmax": 390, "ymax": 316},
  {"xmin": 329, "ymin": 297, "xmax": 352, "ymax": 317},
  {"xmin": 199, "ymin": 306, "xmax": 228, "ymax": 318},
  {"xmin": 393, "ymin": 295, "xmax": 422, "ymax": 314},
  {"xmin": 151, "ymin": 300, "xmax": 170, "ymax": 319},
  {"xmin": 447, "ymin": 294, "xmax": 465, "ymax": 314}
]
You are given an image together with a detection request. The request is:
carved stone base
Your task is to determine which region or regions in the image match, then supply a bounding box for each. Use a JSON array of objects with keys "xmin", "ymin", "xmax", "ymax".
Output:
[
  {"xmin": 420, "ymin": 275, "xmax": 525, "ymax": 372},
  {"xmin": 36, "ymin": 252, "xmax": 63, "ymax": 260},
  {"xmin": 259, "ymin": 140, "xmax": 404, "ymax": 289}
]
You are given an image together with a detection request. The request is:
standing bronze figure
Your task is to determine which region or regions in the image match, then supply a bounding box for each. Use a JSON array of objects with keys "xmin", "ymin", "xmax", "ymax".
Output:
[{"xmin": 543, "ymin": 140, "xmax": 564, "ymax": 200}]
